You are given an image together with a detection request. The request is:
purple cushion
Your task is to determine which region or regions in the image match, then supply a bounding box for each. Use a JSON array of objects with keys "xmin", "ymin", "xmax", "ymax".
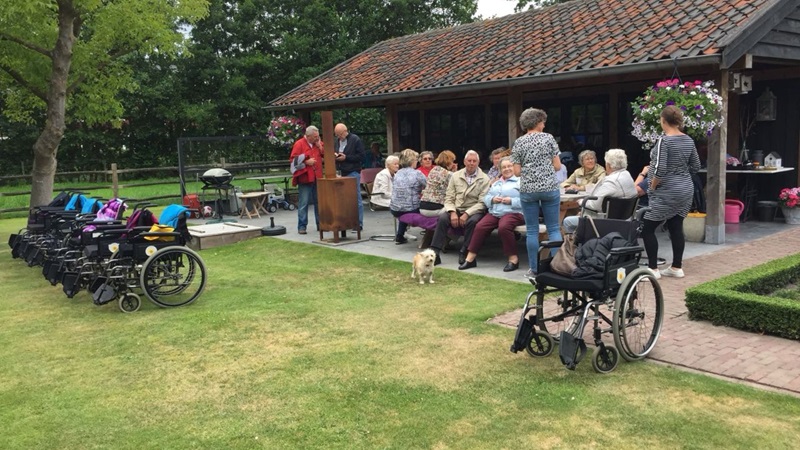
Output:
[
  {"xmin": 398, "ymin": 213, "xmax": 463, "ymax": 236},
  {"xmin": 398, "ymin": 213, "xmax": 438, "ymax": 230}
]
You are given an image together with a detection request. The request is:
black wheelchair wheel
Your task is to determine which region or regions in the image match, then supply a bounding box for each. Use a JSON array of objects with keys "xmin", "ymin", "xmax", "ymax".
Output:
[
  {"xmin": 525, "ymin": 331, "xmax": 554, "ymax": 357},
  {"xmin": 119, "ymin": 293, "xmax": 141, "ymax": 313},
  {"xmin": 140, "ymin": 246, "xmax": 206, "ymax": 308},
  {"xmin": 613, "ymin": 268, "xmax": 664, "ymax": 362},
  {"xmin": 592, "ymin": 345, "xmax": 619, "ymax": 374}
]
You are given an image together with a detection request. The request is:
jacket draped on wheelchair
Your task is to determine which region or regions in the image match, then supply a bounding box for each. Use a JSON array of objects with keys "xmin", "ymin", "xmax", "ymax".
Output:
[{"xmin": 510, "ymin": 211, "xmax": 664, "ymax": 373}]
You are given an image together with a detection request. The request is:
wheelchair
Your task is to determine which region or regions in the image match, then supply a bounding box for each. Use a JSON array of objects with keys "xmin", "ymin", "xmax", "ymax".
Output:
[
  {"xmin": 510, "ymin": 209, "xmax": 664, "ymax": 373},
  {"xmin": 82, "ymin": 205, "xmax": 206, "ymax": 313}
]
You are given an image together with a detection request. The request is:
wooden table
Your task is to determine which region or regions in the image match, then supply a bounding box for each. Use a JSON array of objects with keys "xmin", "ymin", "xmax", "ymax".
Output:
[
  {"xmin": 247, "ymin": 175, "xmax": 290, "ymax": 193},
  {"xmin": 237, "ymin": 192, "xmax": 269, "ymax": 219},
  {"xmin": 700, "ymin": 167, "xmax": 794, "ymax": 221},
  {"xmin": 559, "ymin": 191, "xmax": 589, "ymax": 222}
]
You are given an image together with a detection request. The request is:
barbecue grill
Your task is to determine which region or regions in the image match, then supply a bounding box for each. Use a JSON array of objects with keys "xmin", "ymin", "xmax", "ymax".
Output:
[
  {"xmin": 200, "ymin": 168, "xmax": 234, "ymax": 188},
  {"xmin": 199, "ymin": 168, "xmax": 238, "ymax": 221}
]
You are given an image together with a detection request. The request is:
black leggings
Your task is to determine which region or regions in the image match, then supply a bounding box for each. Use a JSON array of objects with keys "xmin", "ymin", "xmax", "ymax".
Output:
[{"xmin": 642, "ymin": 215, "xmax": 685, "ymax": 269}]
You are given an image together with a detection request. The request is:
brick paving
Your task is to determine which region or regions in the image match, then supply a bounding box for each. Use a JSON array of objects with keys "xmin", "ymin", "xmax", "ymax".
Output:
[{"xmin": 493, "ymin": 227, "xmax": 800, "ymax": 396}]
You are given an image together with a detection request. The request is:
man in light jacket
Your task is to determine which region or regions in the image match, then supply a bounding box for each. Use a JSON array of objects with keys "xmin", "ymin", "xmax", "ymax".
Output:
[{"xmin": 429, "ymin": 150, "xmax": 491, "ymax": 265}]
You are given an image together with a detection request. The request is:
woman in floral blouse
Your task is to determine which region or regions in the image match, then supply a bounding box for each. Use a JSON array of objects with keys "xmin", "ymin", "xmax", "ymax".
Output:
[
  {"xmin": 510, "ymin": 108, "xmax": 562, "ymax": 279},
  {"xmin": 419, "ymin": 150, "xmax": 456, "ymax": 217}
]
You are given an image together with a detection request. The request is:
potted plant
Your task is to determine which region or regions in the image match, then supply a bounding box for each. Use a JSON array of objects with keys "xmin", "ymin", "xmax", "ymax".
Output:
[
  {"xmin": 778, "ymin": 187, "xmax": 800, "ymax": 225},
  {"xmin": 267, "ymin": 115, "xmax": 306, "ymax": 148},
  {"xmin": 631, "ymin": 79, "xmax": 724, "ymax": 148}
]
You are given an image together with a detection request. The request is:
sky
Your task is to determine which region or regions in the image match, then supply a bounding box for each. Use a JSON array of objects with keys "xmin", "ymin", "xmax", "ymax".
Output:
[{"xmin": 476, "ymin": 0, "xmax": 518, "ymax": 19}]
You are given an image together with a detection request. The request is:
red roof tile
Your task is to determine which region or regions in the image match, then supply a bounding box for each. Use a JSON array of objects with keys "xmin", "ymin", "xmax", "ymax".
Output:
[{"xmin": 269, "ymin": 0, "xmax": 777, "ymax": 108}]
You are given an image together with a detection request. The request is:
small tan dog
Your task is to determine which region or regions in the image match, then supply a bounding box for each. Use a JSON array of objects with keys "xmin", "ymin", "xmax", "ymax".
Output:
[{"xmin": 411, "ymin": 249, "xmax": 437, "ymax": 284}]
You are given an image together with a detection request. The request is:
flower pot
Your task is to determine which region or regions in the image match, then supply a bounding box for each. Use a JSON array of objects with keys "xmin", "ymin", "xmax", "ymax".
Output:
[
  {"xmin": 684, "ymin": 213, "xmax": 706, "ymax": 242},
  {"xmin": 781, "ymin": 206, "xmax": 800, "ymax": 225}
]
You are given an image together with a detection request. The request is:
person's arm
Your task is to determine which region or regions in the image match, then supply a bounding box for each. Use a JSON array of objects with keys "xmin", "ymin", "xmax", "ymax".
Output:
[
  {"xmin": 443, "ymin": 175, "xmax": 457, "ymax": 213},
  {"xmin": 348, "ymin": 135, "xmax": 365, "ymax": 163},
  {"xmin": 563, "ymin": 169, "xmax": 577, "ymax": 187},
  {"xmin": 552, "ymin": 154, "xmax": 561, "ymax": 172},
  {"xmin": 465, "ymin": 176, "xmax": 491, "ymax": 217},
  {"xmin": 650, "ymin": 139, "xmax": 665, "ymax": 190}
]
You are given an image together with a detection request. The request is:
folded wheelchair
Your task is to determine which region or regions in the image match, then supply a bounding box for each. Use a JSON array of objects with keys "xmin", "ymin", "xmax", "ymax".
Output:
[
  {"xmin": 64, "ymin": 205, "xmax": 206, "ymax": 313},
  {"xmin": 510, "ymin": 210, "xmax": 664, "ymax": 373}
]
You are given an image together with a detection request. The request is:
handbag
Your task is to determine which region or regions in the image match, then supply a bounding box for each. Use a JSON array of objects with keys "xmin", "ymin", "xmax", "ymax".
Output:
[{"xmin": 550, "ymin": 216, "xmax": 600, "ymax": 276}]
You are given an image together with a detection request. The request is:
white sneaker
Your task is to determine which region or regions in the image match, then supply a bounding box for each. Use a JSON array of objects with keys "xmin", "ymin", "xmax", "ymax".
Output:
[
  {"xmin": 649, "ymin": 268, "xmax": 661, "ymax": 280},
  {"xmin": 661, "ymin": 267, "xmax": 685, "ymax": 278}
]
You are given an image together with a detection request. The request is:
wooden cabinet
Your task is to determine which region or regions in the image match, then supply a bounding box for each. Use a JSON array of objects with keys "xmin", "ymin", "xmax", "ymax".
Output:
[{"xmin": 317, "ymin": 177, "xmax": 360, "ymax": 242}]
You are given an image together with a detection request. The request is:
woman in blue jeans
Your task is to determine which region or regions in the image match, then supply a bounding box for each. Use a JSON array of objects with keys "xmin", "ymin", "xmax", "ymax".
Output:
[{"xmin": 510, "ymin": 108, "xmax": 562, "ymax": 278}]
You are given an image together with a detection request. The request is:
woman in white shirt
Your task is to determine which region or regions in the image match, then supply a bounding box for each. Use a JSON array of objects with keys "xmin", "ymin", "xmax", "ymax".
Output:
[{"xmin": 370, "ymin": 155, "xmax": 399, "ymax": 209}]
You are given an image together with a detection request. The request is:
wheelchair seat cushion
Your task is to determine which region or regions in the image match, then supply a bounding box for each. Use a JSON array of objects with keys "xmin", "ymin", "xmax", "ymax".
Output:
[{"xmin": 536, "ymin": 271, "xmax": 605, "ymax": 293}]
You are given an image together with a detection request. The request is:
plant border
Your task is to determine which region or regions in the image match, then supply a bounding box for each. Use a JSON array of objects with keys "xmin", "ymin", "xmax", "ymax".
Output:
[{"xmin": 686, "ymin": 253, "xmax": 800, "ymax": 340}]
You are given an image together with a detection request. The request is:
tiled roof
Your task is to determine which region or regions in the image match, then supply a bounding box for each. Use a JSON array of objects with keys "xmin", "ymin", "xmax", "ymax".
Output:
[{"xmin": 269, "ymin": 0, "xmax": 777, "ymax": 108}]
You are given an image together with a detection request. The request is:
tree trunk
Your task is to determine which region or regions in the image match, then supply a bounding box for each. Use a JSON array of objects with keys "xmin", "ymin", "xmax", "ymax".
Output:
[{"xmin": 29, "ymin": 1, "xmax": 78, "ymax": 207}]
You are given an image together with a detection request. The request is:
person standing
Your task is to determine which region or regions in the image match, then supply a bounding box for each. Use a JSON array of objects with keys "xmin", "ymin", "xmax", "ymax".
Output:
[
  {"xmin": 334, "ymin": 123, "xmax": 366, "ymax": 230},
  {"xmin": 289, "ymin": 126, "xmax": 323, "ymax": 235},
  {"xmin": 642, "ymin": 105, "xmax": 701, "ymax": 279},
  {"xmin": 511, "ymin": 108, "xmax": 562, "ymax": 279}
]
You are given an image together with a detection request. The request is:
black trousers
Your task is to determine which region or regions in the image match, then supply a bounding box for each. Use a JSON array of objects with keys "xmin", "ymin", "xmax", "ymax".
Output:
[{"xmin": 430, "ymin": 210, "xmax": 484, "ymax": 254}]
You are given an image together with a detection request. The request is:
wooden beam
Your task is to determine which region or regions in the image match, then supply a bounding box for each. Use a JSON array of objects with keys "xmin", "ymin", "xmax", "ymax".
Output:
[
  {"xmin": 507, "ymin": 87, "xmax": 523, "ymax": 146},
  {"xmin": 419, "ymin": 109, "xmax": 426, "ymax": 151},
  {"xmin": 386, "ymin": 105, "xmax": 399, "ymax": 154},
  {"xmin": 321, "ymin": 111, "xmax": 336, "ymax": 179},
  {"xmin": 705, "ymin": 71, "xmax": 729, "ymax": 244},
  {"xmin": 721, "ymin": 0, "xmax": 799, "ymax": 68},
  {"xmin": 608, "ymin": 87, "xmax": 619, "ymax": 148}
]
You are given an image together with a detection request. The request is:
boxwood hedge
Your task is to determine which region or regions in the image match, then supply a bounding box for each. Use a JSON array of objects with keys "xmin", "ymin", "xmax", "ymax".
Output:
[{"xmin": 685, "ymin": 254, "xmax": 800, "ymax": 340}]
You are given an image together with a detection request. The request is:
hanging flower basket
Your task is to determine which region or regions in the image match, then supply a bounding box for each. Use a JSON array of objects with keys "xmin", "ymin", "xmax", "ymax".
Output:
[
  {"xmin": 267, "ymin": 116, "xmax": 306, "ymax": 148},
  {"xmin": 631, "ymin": 79, "xmax": 724, "ymax": 148}
]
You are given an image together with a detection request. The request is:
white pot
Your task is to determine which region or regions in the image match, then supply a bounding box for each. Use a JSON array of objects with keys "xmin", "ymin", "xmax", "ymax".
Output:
[{"xmin": 782, "ymin": 207, "xmax": 800, "ymax": 225}]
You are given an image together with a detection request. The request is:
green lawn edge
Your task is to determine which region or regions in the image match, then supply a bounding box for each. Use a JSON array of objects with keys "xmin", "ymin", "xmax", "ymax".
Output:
[{"xmin": 686, "ymin": 253, "xmax": 800, "ymax": 339}]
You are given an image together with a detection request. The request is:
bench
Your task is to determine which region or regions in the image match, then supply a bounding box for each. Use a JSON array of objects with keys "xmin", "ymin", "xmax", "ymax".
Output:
[{"xmin": 398, "ymin": 212, "xmax": 547, "ymax": 249}]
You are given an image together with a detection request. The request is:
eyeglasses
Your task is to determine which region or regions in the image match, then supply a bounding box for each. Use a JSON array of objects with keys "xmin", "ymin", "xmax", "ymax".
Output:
[{"xmin": 422, "ymin": 157, "xmax": 432, "ymax": 161}]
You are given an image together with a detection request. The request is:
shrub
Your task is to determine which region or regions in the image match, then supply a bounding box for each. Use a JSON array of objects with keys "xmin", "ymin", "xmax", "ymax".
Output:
[{"xmin": 685, "ymin": 254, "xmax": 800, "ymax": 340}]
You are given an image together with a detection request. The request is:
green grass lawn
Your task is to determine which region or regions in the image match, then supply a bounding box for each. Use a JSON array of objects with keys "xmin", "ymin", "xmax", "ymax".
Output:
[{"xmin": 1, "ymin": 217, "xmax": 799, "ymax": 449}]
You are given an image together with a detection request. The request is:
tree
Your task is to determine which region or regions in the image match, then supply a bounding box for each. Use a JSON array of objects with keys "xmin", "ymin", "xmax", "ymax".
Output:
[
  {"xmin": 515, "ymin": 0, "xmax": 574, "ymax": 12},
  {"xmin": 0, "ymin": 0, "xmax": 208, "ymax": 206}
]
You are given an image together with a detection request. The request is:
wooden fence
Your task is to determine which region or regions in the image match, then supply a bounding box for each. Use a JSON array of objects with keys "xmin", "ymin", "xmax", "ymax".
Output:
[{"xmin": 0, "ymin": 159, "xmax": 290, "ymax": 216}]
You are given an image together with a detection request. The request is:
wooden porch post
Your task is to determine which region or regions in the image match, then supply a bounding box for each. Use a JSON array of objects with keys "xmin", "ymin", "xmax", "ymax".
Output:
[
  {"xmin": 419, "ymin": 109, "xmax": 426, "ymax": 151},
  {"xmin": 321, "ymin": 111, "xmax": 336, "ymax": 179},
  {"xmin": 705, "ymin": 71, "xmax": 729, "ymax": 244},
  {"xmin": 507, "ymin": 87, "xmax": 523, "ymax": 146},
  {"xmin": 386, "ymin": 105, "xmax": 399, "ymax": 154}
]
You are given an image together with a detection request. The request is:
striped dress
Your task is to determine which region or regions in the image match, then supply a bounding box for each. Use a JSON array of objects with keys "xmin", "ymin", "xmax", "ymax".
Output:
[{"xmin": 645, "ymin": 134, "xmax": 701, "ymax": 222}]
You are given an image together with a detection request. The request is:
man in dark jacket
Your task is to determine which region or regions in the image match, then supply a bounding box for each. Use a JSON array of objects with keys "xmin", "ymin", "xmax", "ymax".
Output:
[{"xmin": 334, "ymin": 123, "xmax": 366, "ymax": 230}]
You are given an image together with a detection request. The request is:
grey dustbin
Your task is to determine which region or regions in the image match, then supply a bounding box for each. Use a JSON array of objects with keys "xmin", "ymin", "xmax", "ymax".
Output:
[{"xmin": 757, "ymin": 201, "xmax": 778, "ymax": 222}]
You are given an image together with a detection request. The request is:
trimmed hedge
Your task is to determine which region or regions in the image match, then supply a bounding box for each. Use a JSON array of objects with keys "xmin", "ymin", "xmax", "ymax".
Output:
[{"xmin": 685, "ymin": 254, "xmax": 800, "ymax": 340}]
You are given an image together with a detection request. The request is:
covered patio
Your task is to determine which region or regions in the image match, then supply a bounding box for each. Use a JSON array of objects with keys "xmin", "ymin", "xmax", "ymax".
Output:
[{"xmin": 268, "ymin": 0, "xmax": 800, "ymax": 245}]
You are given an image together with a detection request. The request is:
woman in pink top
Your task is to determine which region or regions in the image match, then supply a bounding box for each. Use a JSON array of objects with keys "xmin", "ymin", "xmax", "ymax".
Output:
[{"xmin": 417, "ymin": 151, "xmax": 434, "ymax": 177}]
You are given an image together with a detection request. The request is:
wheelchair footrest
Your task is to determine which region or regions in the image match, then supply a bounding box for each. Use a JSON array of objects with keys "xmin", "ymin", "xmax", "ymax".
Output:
[
  {"xmin": 510, "ymin": 316, "xmax": 534, "ymax": 353},
  {"xmin": 559, "ymin": 331, "xmax": 587, "ymax": 370},
  {"xmin": 92, "ymin": 282, "xmax": 117, "ymax": 305},
  {"xmin": 62, "ymin": 272, "xmax": 80, "ymax": 298}
]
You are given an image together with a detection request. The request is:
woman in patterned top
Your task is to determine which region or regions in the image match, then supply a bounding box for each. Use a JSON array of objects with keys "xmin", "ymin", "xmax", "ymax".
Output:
[
  {"xmin": 419, "ymin": 150, "xmax": 456, "ymax": 217},
  {"xmin": 643, "ymin": 105, "xmax": 701, "ymax": 279},
  {"xmin": 390, "ymin": 149, "xmax": 427, "ymax": 245},
  {"xmin": 511, "ymin": 108, "xmax": 563, "ymax": 278}
]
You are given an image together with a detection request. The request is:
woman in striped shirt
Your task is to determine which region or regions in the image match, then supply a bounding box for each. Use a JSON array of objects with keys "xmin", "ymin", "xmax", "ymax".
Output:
[{"xmin": 643, "ymin": 105, "xmax": 701, "ymax": 279}]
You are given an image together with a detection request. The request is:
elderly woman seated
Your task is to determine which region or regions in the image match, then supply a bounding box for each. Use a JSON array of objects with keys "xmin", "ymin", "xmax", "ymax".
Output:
[
  {"xmin": 390, "ymin": 149, "xmax": 427, "ymax": 245},
  {"xmin": 458, "ymin": 157, "xmax": 525, "ymax": 272},
  {"xmin": 419, "ymin": 150, "xmax": 456, "ymax": 217},
  {"xmin": 562, "ymin": 148, "xmax": 637, "ymax": 233},
  {"xmin": 369, "ymin": 155, "xmax": 400, "ymax": 209},
  {"xmin": 562, "ymin": 149, "xmax": 606, "ymax": 191}
]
